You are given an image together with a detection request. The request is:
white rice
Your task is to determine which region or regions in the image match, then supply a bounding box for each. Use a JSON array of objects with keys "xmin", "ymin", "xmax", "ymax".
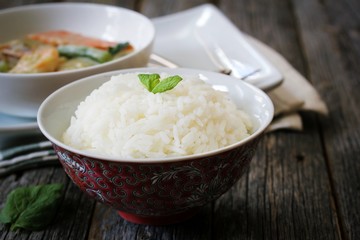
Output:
[{"xmin": 62, "ymin": 73, "xmax": 253, "ymax": 158}]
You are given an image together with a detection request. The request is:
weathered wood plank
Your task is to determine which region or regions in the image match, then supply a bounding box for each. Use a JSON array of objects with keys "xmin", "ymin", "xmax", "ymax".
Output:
[
  {"xmin": 214, "ymin": 122, "xmax": 340, "ymax": 239},
  {"xmin": 213, "ymin": 0, "xmax": 341, "ymax": 239},
  {"xmin": 140, "ymin": 0, "xmax": 209, "ymax": 18},
  {"xmin": 61, "ymin": 0, "xmax": 137, "ymax": 9},
  {"xmin": 88, "ymin": 203, "xmax": 212, "ymax": 240},
  {"xmin": 28, "ymin": 172, "xmax": 96, "ymax": 240},
  {"xmin": 292, "ymin": 0, "xmax": 360, "ymax": 239},
  {"xmin": 0, "ymin": 0, "xmax": 137, "ymax": 11},
  {"xmin": 0, "ymin": 0, "xmax": 47, "ymax": 9}
]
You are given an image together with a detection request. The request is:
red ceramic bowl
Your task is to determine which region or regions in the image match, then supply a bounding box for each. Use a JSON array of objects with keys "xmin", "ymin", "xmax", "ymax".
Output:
[{"xmin": 37, "ymin": 68, "xmax": 274, "ymax": 225}]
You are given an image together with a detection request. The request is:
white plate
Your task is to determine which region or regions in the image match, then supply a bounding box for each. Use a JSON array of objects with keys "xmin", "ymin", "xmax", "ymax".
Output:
[
  {"xmin": 0, "ymin": 113, "xmax": 39, "ymax": 148},
  {"xmin": 151, "ymin": 4, "xmax": 283, "ymax": 91},
  {"xmin": 0, "ymin": 113, "xmax": 37, "ymax": 131}
]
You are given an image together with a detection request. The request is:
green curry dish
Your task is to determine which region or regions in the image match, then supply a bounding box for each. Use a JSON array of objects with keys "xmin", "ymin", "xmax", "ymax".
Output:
[
  {"xmin": 58, "ymin": 45, "xmax": 112, "ymax": 63},
  {"xmin": 0, "ymin": 30, "xmax": 135, "ymax": 73}
]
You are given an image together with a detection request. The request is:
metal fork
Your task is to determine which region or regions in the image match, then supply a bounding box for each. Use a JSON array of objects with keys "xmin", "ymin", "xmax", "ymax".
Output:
[
  {"xmin": 210, "ymin": 46, "xmax": 261, "ymax": 79},
  {"xmin": 150, "ymin": 53, "xmax": 260, "ymax": 80},
  {"xmin": 194, "ymin": 30, "xmax": 261, "ymax": 80}
]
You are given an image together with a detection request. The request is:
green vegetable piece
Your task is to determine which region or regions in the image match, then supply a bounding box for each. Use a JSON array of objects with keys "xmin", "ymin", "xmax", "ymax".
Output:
[
  {"xmin": 0, "ymin": 60, "xmax": 9, "ymax": 72},
  {"xmin": 58, "ymin": 45, "xmax": 112, "ymax": 63},
  {"xmin": 151, "ymin": 75, "xmax": 183, "ymax": 94},
  {"xmin": 0, "ymin": 183, "xmax": 63, "ymax": 231},
  {"xmin": 138, "ymin": 73, "xmax": 161, "ymax": 92},
  {"xmin": 108, "ymin": 42, "xmax": 130, "ymax": 55}
]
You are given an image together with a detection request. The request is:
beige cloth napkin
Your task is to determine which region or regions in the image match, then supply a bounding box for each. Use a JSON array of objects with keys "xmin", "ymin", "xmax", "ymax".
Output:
[{"xmin": 245, "ymin": 35, "xmax": 328, "ymax": 132}]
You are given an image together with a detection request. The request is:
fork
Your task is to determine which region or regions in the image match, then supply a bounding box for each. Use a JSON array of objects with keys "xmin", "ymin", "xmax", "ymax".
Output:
[
  {"xmin": 194, "ymin": 30, "xmax": 261, "ymax": 80},
  {"xmin": 150, "ymin": 53, "xmax": 260, "ymax": 80}
]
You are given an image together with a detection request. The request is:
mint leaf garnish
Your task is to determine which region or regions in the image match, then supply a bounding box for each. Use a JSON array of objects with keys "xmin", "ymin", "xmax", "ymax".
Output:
[
  {"xmin": 138, "ymin": 74, "xmax": 182, "ymax": 94},
  {"xmin": 0, "ymin": 184, "xmax": 63, "ymax": 231},
  {"xmin": 138, "ymin": 73, "xmax": 160, "ymax": 92},
  {"xmin": 151, "ymin": 75, "xmax": 183, "ymax": 93}
]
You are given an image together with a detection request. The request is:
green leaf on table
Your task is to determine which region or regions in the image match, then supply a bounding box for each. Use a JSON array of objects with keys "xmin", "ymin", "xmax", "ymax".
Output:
[
  {"xmin": 137, "ymin": 74, "xmax": 182, "ymax": 94},
  {"xmin": 0, "ymin": 183, "xmax": 63, "ymax": 231}
]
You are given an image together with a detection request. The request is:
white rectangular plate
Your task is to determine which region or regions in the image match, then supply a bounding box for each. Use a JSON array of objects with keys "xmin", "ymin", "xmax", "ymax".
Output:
[{"xmin": 151, "ymin": 4, "xmax": 283, "ymax": 91}]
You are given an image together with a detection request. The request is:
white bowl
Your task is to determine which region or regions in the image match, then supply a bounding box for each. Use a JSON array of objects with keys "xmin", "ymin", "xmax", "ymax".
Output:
[{"xmin": 0, "ymin": 3, "xmax": 155, "ymax": 118}]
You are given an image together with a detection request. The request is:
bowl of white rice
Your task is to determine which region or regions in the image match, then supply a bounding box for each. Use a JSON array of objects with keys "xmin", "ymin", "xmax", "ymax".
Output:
[{"xmin": 37, "ymin": 67, "xmax": 274, "ymax": 225}]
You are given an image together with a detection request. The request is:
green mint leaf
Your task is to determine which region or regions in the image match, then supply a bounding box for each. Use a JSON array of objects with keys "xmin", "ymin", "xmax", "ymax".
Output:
[
  {"xmin": 138, "ymin": 73, "xmax": 160, "ymax": 92},
  {"xmin": 0, "ymin": 183, "xmax": 63, "ymax": 231},
  {"xmin": 151, "ymin": 75, "xmax": 183, "ymax": 94}
]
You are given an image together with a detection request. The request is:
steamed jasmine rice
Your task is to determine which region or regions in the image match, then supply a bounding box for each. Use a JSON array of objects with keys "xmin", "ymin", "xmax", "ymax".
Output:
[{"xmin": 62, "ymin": 73, "xmax": 253, "ymax": 158}]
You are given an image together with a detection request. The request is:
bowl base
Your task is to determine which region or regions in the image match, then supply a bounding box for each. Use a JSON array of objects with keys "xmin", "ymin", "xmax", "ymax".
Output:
[{"xmin": 118, "ymin": 208, "xmax": 200, "ymax": 225}]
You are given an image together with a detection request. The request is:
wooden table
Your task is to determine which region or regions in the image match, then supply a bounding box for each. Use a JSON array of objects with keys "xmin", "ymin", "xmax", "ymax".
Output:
[{"xmin": 1, "ymin": 0, "xmax": 359, "ymax": 239}]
